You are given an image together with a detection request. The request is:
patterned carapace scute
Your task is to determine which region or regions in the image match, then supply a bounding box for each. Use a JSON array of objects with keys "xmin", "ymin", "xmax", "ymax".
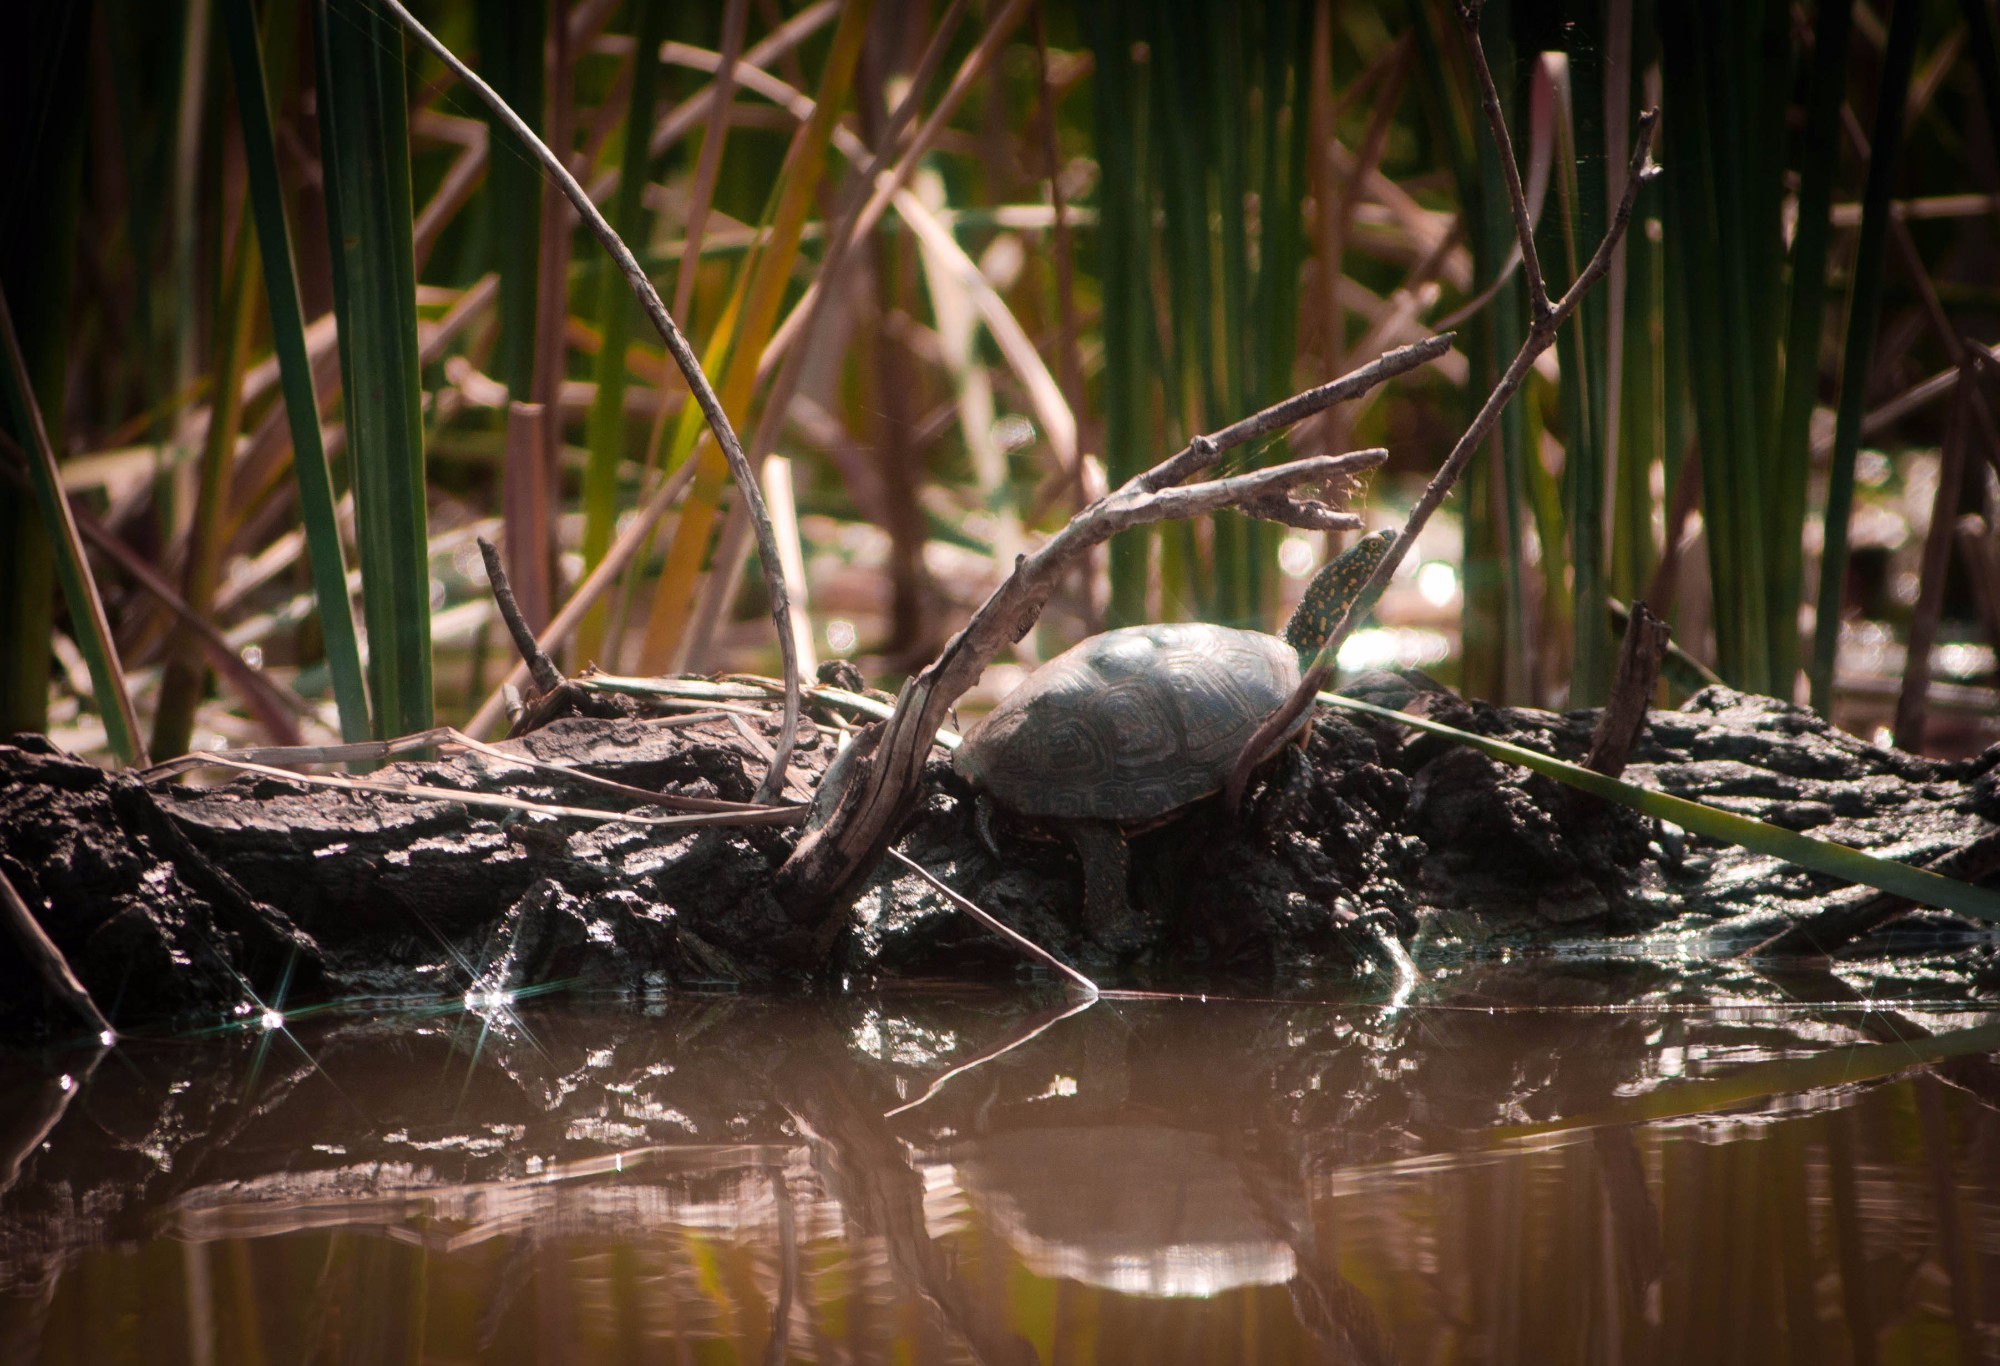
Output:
[{"xmin": 955, "ymin": 623, "xmax": 1305, "ymax": 823}]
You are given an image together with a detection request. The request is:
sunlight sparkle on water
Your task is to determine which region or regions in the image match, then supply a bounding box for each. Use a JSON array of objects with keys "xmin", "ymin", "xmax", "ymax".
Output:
[
  {"xmin": 259, "ymin": 1010, "xmax": 285, "ymax": 1031},
  {"xmin": 465, "ymin": 988, "xmax": 516, "ymax": 1010}
]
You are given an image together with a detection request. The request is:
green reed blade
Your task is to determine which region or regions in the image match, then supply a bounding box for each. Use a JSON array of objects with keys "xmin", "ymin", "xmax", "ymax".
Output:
[
  {"xmin": 0, "ymin": 5, "xmax": 91, "ymax": 739},
  {"xmin": 1412, "ymin": 0, "xmax": 1530, "ymax": 702},
  {"xmin": 1550, "ymin": 34, "xmax": 1612, "ymax": 707},
  {"xmin": 1809, "ymin": 0, "xmax": 1922, "ymax": 714},
  {"xmin": 474, "ymin": 0, "xmax": 545, "ymax": 401},
  {"xmin": 577, "ymin": 0, "xmax": 670, "ymax": 668},
  {"xmin": 1084, "ymin": 0, "xmax": 1156, "ymax": 627},
  {"xmin": 1660, "ymin": 5, "xmax": 1793, "ymax": 694},
  {"xmin": 1319, "ymin": 691, "xmax": 2000, "ymax": 923},
  {"xmin": 314, "ymin": 0, "xmax": 432, "ymax": 739},
  {"xmin": 222, "ymin": 0, "xmax": 370, "ymax": 743},
  {"xmin": 0, "ymin": 288, "xmax": 148, "ymax": 768},
  {"xmin": 1770, "ymin": 0, "xmax": 1852, "ymax": 695}
]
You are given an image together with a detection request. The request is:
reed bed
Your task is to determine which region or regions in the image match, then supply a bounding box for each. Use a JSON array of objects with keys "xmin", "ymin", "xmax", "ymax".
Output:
[{"xmin": 2, "ymin": 0, "xmax": 1996, "ymax": 765}]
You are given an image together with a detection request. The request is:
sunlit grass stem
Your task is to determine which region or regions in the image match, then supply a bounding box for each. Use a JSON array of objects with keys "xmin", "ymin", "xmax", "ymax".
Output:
[{"xmin": 222, "ymin": 0, "xmax": 371, "ymax": 743}]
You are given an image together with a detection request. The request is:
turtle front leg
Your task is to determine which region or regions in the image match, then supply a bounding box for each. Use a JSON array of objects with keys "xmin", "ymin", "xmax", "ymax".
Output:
[{"xmin": 1067, "ymin": 820, "xmax": 1141, "ymax": 952}]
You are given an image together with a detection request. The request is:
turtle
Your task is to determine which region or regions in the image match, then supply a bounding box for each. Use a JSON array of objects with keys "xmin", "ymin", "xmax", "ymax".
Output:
[{"xmin": 954, "ymin": 529, "xmax": 1395, "ymax": 949}]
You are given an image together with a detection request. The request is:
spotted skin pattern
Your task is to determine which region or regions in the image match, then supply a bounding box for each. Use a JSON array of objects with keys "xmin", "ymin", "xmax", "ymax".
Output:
[{"xmin": 1281, "ymin": 529, "xmax": 1394, "ymax": 662}]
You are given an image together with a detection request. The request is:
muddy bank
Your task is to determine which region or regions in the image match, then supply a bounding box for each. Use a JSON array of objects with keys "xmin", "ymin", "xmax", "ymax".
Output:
[{"xmin": 2, "ymin": 676, "xmax": 1995, "ymax": 1032}]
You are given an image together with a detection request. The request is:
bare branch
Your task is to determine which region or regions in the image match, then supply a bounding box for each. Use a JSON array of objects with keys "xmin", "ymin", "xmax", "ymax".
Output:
[
  {"xmin": 478, "ymin": 537, "xmax": 564, "ymax": 697},
  {"xmin": 1342, "ymin": 110, "xmax": 1661, "ymax": 661},
  {"xmin": 1141, "ymin": 335, "xmax": 1453, "ymax": 492},
  {"xmin": 775, "ymin": 342, "xmax": 1434, "ymax": 914},
  {"xmin": 1223, "ymin": 108, "xmax": 1661, "ymax": 812},
  {"xmin": 1456, "ymin": 0, "xmax": 1551, "ymax": 320}
]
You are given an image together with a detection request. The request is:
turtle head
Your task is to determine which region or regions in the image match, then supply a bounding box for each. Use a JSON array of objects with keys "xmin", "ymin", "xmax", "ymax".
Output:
[{"xmin": 1281, "ymin": 529, "xmax": 1395, "ymax": 663}]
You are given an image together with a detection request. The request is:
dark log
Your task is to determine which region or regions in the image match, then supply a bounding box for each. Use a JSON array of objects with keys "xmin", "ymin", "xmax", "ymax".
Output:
[{"xmin": 2, "ymin": 679, "xmax": 1994, "ymax": 1034}]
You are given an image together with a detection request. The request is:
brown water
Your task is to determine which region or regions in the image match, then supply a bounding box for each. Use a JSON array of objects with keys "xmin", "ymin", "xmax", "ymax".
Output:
[{"xmin": 3, "ymin": 950, "xmax": 1999, "ymax": 1363}]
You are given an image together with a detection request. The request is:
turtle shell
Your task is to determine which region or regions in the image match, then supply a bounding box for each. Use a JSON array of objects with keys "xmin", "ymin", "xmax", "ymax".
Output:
[{"xmin": 955, "ymin": 623, "xmax": 1306, "ymax": 824}]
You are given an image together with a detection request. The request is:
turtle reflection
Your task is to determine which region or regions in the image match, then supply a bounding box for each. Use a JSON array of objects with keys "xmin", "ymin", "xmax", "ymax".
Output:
[{"xmin": 942, "ymin": 1124, "xmax": 1303, "ymax": 1299}]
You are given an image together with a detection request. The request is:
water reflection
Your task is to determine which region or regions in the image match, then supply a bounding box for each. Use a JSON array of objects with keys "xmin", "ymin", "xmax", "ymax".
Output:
[{"xmin": 0, "ymin": 957, "xmax": 1996, "ymax": 1362}]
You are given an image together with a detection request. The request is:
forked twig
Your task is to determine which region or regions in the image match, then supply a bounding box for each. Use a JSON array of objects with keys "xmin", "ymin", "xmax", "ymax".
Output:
[
  {"xmin": 1457, "ymin": 0, "xmax": 1551, "ymax": 321},
  {"xmin": 1223, "ymin": 21, "xmax": 1661, "ymax": 809},
  {"xmin": 379, "ymin": 0, "xmax": 802, "ymax": 805}
]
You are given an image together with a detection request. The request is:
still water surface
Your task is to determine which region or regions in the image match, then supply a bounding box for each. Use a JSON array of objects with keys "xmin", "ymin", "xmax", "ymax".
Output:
[{"xmin": 2, "ymin": 950, "xmax": 1997, "ymax": 1363}]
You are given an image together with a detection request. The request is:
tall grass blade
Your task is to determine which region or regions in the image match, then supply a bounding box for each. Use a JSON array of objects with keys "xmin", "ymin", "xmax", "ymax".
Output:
[
  {"xmin": 1771, "ymin": 0, "xmax": 1853, "ymax": 698},
  {"xmin": 221, "ymin": 0, "xmax": 370, "ymax": 743},
  {"xmin": 1413, "ymin": 0, "xmax": 1530, "ymax": 702},
  {"xmin": 1318, "ymin": 691, "xmax": 2000, "ymax": 922},
  {"xmin": 1085, "ymin": 1, "xmax": 1308, "ymax": 629},
  {"xmin": 0, "ymin": 5, "xmax": 91, "ymax": 738},
  {"xmin": 169, "ymin": 0, "xmax": 214, "ymax": 524},
  {"xmin": 315, "ymin": 0, "xmax": 433, "ymax": 739},
  {"xmin": 0, "ymin": 289, "xmax": 148, "ymax": 768},
  {"xmin": 577, "ymin": 0, "xmax": 670, "ymax": 667},
  {"xmin": 1809, "ymin": 0, "xmax": 1922, "ymax": 713},
  {"xmin": 474, "ymin": 0, "xmax": 546, "ymax": 401},
  {"xmin": 1547, "ymin": 10, "xmax": 1613, "ymax": 705},
  {"xmin": 1084, "ymin": 0, "xmax": 1156, "ymax": 627},
  {"xmin": 1660, "ymin": 5, "xmax": 1792, "ymax": 695},
  {"xmin": 522, "ymin": 0, "xmax": 574, "ymax": 632}
]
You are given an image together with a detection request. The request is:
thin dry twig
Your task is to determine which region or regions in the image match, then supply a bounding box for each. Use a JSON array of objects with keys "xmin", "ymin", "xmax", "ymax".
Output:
[
  {"xmin": 151, "ymin": 751, "xmax": 806, "ymax": 830},
  {"xmin": 1458, "ymin": 1, "xmax": 1551, "ymax": 320},
  {"xmin": 144, "ymin": 720, "xmax": 788, "ymax": 815},
  {"xmin": 477, "ymin": 536, "xmax": 564, "ymax": 696},
  {"xmin": 886, "ymin": 848, "xmax": 1098, "ymax": 999},
  {"xmin": 0, "ymin": 862, "xmax": 114, "ymax": 1039},
  {"xmin": 381, "ymin": 0, "xmax": 803, "ymax": 805},
  {"xmin": 465, "ymin": 453, "xmax": 703, "ymax": 737}
]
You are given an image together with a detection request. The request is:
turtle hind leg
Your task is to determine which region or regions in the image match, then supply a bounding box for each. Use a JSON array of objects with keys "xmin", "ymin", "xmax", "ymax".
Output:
[
  {"xmin": 1067, "ymin": 820, "xmax": 1141, "ymax": 952},
  {"xmin": 973, "ymin": 795, "xmax": 1006, "ymax": 860}
]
